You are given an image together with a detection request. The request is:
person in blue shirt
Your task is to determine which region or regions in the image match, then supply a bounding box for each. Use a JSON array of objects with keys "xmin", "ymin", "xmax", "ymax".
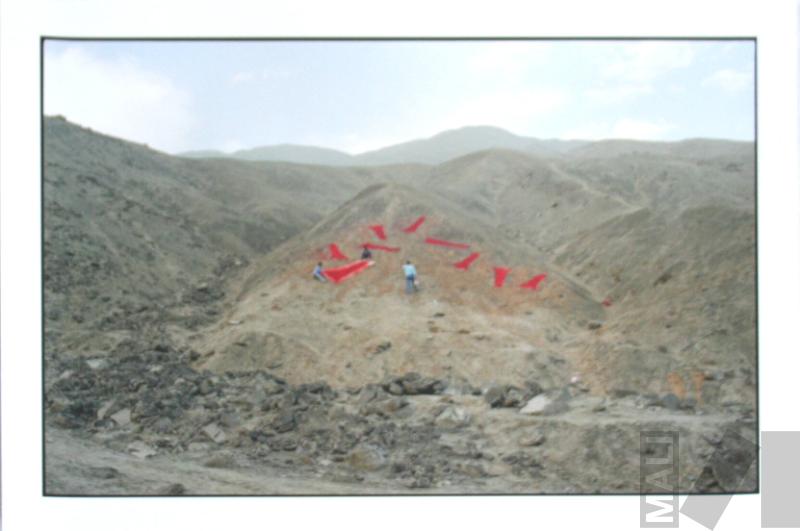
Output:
[
  {"xmin": 402, "ymin": 260, "xmax": 417, "ymax": 294},
  {"xmin": 313, "ymin": 262, "xmax": 327, "ymax": 282}
]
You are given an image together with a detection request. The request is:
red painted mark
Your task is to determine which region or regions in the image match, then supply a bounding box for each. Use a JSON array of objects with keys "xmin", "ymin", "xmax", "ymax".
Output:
[
  {"xmin": 602, "ymin": 297, "xmax": 613, "ymax": 307},
  {"xmin": 493, "ymin": 267, "xmax": 511, "ymax": 287},
  {"xmin": 521, "ymin": 273, "xmax": 547, "ymax": 290},
  {"xmin": 425, "ymin": 237, "xmax": 470, "ymax": 250},
  {"xmin": 363, "ymin": 243, "xmax": 400, "ymax": 253},
  {"xmin": 323, "ymin": 260, "xmax": 371, "ymax": 284},
  {"xmin": 454, "ymin": 252, "xmax": 480, "ymax": 270},
  {"xmin": 329, "ymin": 243, "xmax": 349, "ymax": 261},
  {"xmin": 402, "ymin": 216, "xmax": 426, "ymax": 233},
  {"xmin": 369, "ymin": 225, "xmax": 387, "ymax": 240}
]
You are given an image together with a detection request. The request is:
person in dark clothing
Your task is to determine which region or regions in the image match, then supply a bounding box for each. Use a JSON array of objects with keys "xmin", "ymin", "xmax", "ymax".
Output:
[{"xmin": 361, "ymin": 246, "xmax": 373, "ymax": 260}]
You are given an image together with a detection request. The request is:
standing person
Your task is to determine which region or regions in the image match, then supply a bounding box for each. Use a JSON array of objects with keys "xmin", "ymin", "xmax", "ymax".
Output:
[
  {"xmin": 313, "ymin": 262, "xmax": 327, "ymax": 282},
  {"xmin": 402, "ymin": 260, "xmax": 417, "ymax": 294},
  {"xmin": 361, "ymin": 246, "xmax": 373, "ymax": 260}
]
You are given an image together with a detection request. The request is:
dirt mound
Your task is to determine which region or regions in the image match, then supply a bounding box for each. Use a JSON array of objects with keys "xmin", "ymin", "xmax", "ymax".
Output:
[{"xmin": 193, "ymin": 183, "xmax": 604, "ymax": 388}]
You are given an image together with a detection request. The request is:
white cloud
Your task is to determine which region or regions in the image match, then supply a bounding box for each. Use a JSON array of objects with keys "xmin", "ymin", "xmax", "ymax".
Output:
[
  {"xmin": 562, "ymin": 118, "xmax": 674, "ymax": 140},
  {"xmin": 45, "ymin": 46, "xmax": 195, "ymax": 153},
  {"xmin": 231, "ymin": 71, "xmax": 256, "ymax": 85},
  {"xmin": 604, "ymin": 41, "xmax": 695, "ymax": 83},
  {"xmin": 584, "ymin": 82, "xmax": 653, "ymax": 104},
  {"xmin": 468, "ymin": 42, "xmax": 553, "ymax": 76},
  {"xmin": 702, "ymin": 68, "xmax": 753, "ymax": 92},
  {"xmin": 579, "ymin": 42, "xmax": 695, "ymax": 107},
  {"xmin": 231, "ymin": 68, "xmax": 292, "ymax": 85},
  {"xmin": 261, "ymin": 69, "xmax": 292, "ymax": 80}
]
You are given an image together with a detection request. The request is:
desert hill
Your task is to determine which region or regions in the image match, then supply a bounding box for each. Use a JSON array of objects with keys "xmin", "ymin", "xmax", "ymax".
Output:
[
  {"xmin": 43, "ymin": 116, "xmax": 757, "ymax": 495},
  {"xmin": 43, "ymin": 116, "xmax": 425, "ymax": 358},
  {"xmin": 179, "ymin": 125, "xmax": 588, "ymax": 166},
  {"xmin": 194, "ymin": 181, "xmax": 603, "ymax": 388},
  {"xmin": 233, "ymin": 144, "xmax": 355, "ymax": 166}
]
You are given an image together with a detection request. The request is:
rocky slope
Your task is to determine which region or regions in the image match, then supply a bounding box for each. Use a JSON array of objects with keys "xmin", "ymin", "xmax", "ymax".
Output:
[{"xmin": 43, "ymin": 117, "xmax": 757, "ymax": 495}]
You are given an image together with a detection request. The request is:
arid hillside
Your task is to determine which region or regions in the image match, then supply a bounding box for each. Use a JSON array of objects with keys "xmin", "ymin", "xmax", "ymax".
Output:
[{"xmin": 43, "ymin": 117, "xmax": 757, "ymax": 495}]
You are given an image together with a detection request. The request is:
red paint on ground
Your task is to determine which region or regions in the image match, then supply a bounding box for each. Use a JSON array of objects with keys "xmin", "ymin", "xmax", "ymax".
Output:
[
  {"xmin": 329, "ymin": 243, "xmax": 349, "ymax": 261},
  {"xmin": 363, "ymin": 243, "xmax": 400, "ymax": 253},
  {"xmin": 323, "ymin": 260, "xmax": 371, "ymax": 284},
  {"xmin": 425, "ymin": 237, "xmax": 470, "ymax": 250},
  {"xmin": 402, "ymin": 216, "xmax": 426, "ymax": 233},
  {"xmin": 454, "ymin": 252, "xmax": 480, "ymax": 270},
  {"xmin": 521, "ymin": 273, "xmax": 547, "ymax": 290},
  {"xmin": 493, "ymin": 267, "xmax": 511, "ymax": 287},
  {"xmin": 369, "ymin": 225, "xmax": 387, "ymax": 240}
]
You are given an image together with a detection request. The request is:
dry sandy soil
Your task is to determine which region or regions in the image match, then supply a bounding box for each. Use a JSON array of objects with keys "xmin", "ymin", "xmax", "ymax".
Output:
[{"xmin": 43, "ymin": 116, "xmax": 757, "ymax": 495}]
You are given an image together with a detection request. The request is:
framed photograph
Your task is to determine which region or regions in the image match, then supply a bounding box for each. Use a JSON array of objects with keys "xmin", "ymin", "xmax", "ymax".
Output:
[{"xmin": 41, "ymin": 37, "xmax": 757, "ymax": 497}]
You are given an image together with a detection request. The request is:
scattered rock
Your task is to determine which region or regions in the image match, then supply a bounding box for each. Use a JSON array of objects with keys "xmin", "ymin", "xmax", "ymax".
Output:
[
  {"xmin": 204, "ymin": 454, "xmax": 237, "ymax": 468},
  {"xmin": 152, "ymin": 417, "xmax": 173, "ymax": 434},
  {"xmin": 357, "ymin": 384, "xmax": 385, "ymax": 403},
  {"xmin": 127, "ymin": 441, "xmax": 157, "ymax": 459},
  {"xmin": 383, "ymin": 373, "xmax": 445, "ymax": 396},
  {"xmin": 587, "ymin": 321, "xmax": 603, "ymax": 330},
  {"xmin": 587, "ymin": 397, "xmax": 608, "ymax": 412},
  {"xmin": 86, "ymin": 358, "xmax": 108, "ymax": 370},
  {"xmin": 198, "ymin": 379, "xmax": 214, "ymax": 396},
  {"xmin": 111, "ymin": 408, "xmax": 132, "ymax": 428},
  {"xmin": 485, "ymin": 384, "xmax": 532, "ymax": 408},
  {"xmin": 503, "ymin": 452, "xmax": 543, "ymax": 477},
  {"xmin": 373, "ymin": 341, "xmax": 392, "ymax": 354},
  {"xmin": 348, "ymin": 444, "xmax": 387, "ymax": 471},
  {"xmin": 518, "ymin": 429, "xmax": 546, "ymax": 447},
  {"xmin": 202, "ymin": 422, "xmax": 228, "ymax": 443},
  {"xmin": 484, "ymin": 385, "xmax": 506, "ymax": 407},
  {"xmin": 262, "ymin": 378, "xmax": 285, "ymax": 396},
  {"xmin": 361, "ymin": 397, "xmax": 411, "ymax": 418},
  {"xmin": 661, "ymin": 393, "xmax": 681, "ymax": 410},
  {"xmin": 520, "ymin": 392, "xmax": 570, "ymax": 415},
  {"xmin": 524, "ymin": 381, "xmax": 544, "ymax": 398},
  {"xmin": 97, "ymin": 399, "xmax": 115, "ymax": 420},
  {"xmin": 434, "ymin": 406, "xmax": 471, "ymax": 429},
  {"xmin": 387, "ymin": 382, "xmax": 404, "ymax": 395},
  {"xmin": 271, "ymin": 412, "xmax": 297, "ymax": 433},
  {"xmin": 187, "ymin": 442, "xmax": 211, "ymax": 452},
  {"xmin": 86, "ymin": 466, "xmax": 120, "ymax": 480},
  {"xmin": 520, "ymin": 394, "xmax": 552, "ymax": 415}
]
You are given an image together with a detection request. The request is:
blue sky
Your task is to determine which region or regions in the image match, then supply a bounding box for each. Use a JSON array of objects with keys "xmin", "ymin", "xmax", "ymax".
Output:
[{"xmin": 44, "ymin": 39, "xmax": 755, "ymax": 154}]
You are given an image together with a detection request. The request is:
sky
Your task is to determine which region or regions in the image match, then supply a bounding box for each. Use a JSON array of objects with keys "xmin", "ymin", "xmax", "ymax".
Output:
[{"xmin": 44, "ymin": 39, "xmax": 755, "ymax": 155}]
